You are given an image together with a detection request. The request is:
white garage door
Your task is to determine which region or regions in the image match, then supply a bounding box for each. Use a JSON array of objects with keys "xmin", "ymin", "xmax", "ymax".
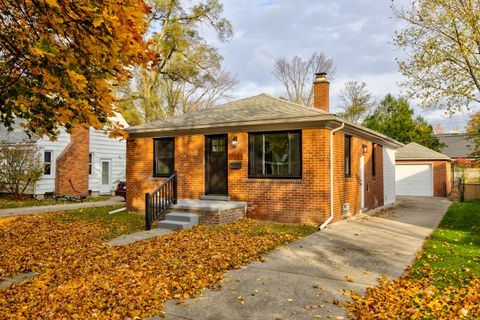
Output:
[{"xmin": 395, "ymin": 164, "xmax": 433, "ymax": 196}]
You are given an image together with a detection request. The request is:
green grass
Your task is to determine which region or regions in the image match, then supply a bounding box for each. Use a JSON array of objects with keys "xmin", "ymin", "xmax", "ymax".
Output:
[
  {"xmin": 409, "ymin": 200, "xmax": 480, "ymax": 287},
  {"xmin": 48, "ymin": 205, "xmax": 146, "ymax": 240},
  {"xmin": 0, "ymin": 195, "xmax": 111, "ymax": 209}
]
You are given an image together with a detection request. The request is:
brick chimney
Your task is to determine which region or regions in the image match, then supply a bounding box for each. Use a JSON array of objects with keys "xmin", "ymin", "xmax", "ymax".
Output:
[
  {"xmin": 313, "ymin": 72, "xmax": 329, "ymax": 112},
  {"xmin": 55, "ymin": 126, "xmax": 90, "ymax": 197}
]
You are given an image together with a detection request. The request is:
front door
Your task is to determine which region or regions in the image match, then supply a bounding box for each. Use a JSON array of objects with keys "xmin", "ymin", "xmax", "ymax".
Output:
[
  {"xmin": 100, "ymin": 159, "xmax": 111, "ymax": 195},
  {"xmin": 205, "ymin": 135, "xmax": 228, "ymax": 195}
]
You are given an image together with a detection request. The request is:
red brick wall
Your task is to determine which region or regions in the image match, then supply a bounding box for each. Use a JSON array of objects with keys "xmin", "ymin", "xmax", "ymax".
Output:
[
  {"xmin": 126, "ymin": 129, "xmax": 385, "ymax": 224},
  {"xmin": 126, "ymin": 136, "xmax": 204, "ymax": 211},
  {"xmin": 227, "ymin": 130, "xmax": 331, "ymax": 224},
  {"xmin": 396, "ymin": 160, "xmax": 452, "ymax": 197},
  {"xmin": 55, "ymin": 126, "xmax": 89, "ymax": 197},
  {"xmin": 313, "ymin": 81, "xmax": 329, "ymax": 112},
  {"xmin": 332, "ymin": 134, "xmax": 384, "ymax": 221}
]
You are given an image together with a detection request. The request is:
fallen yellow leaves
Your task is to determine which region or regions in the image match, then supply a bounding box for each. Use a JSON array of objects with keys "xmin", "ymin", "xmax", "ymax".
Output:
[
  {"xmin": 343, "ymin": 274, "xmax": 480, "ymax": 319},
  {"xmin": 0, "ymin": 215, "xmax": 304, "ymax": 319}
]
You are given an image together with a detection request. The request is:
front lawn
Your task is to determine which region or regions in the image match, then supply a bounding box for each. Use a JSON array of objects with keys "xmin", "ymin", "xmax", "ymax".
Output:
[
  {"xmin": 345, "ymin": 201, "xmax": 480, "ymax": 319},
  {"xmin": 0, "ymin": 195, "xmax": 111, "ymax": 209},
  {"xmin": 0, "ymin": 209, "xmax": 316, "ymax": 319}
]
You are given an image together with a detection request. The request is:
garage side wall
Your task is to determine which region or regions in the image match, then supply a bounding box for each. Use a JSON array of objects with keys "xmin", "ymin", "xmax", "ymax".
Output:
[{"xmin": 383, "ymin": 148, "xmax": 396, "ymax": 205}]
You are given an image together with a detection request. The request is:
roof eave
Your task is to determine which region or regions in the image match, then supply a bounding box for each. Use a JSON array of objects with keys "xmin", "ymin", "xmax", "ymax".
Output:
[
  {"xmin": 127, "ymin": 115, "xmax": 404, "ymax": 149},
  {"xmin": 396, "ymin": 158, "xmax": 453, "ymax": 162}
]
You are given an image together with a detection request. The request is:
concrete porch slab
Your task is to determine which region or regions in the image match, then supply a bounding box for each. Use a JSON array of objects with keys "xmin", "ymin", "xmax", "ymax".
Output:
[{"xmin": 173, "ymin": 199, "xmax": 247, "ymax": 212}]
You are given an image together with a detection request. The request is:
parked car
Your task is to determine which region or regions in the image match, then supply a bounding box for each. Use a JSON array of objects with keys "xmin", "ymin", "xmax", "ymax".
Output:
[{"xmin": 115, "ymin": 181, "xmax": 126, "ymax": 199}]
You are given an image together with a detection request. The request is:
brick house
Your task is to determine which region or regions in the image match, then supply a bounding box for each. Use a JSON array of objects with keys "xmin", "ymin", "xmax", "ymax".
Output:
[
  {"xmin": 125, "ymin": 73, "xmax": 403, "ymax": 226},
  {"xmin": 395, "ymin": 142, "xmax": 452, "ymax": 197}
]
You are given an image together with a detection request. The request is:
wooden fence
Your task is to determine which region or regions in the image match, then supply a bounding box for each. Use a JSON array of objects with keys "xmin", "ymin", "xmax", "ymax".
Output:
[
  {"xmin": 454, "ymin": 167, "xmax": 480, "ymax": 184},
  {"xmin": 464, "ymin": 184, "xmax": 480, "ymax": 200}
]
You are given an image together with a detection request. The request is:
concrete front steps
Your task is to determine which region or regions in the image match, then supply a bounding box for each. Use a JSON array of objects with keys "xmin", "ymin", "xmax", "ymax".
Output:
[{"xmin": 158, "ymin": 212, "xmax": 199, "ymax": 230}]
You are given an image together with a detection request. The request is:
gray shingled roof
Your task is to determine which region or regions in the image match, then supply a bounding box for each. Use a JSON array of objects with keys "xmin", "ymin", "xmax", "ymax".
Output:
[
  {"xmin": 436, "ymin": 133, "xmax": 475, "ymax": 158},
  {"xmin": 126, "ymin": 93, "xmax": 404, "ymax": 148},
  {"xmin": 0, "ymin": 119, "xmax": 39, "ymax": 145},
  {"xmin": 396, "ymin": 142, "xmax": 451, "ymax": 161},
  {"xmin": 127, "ymin": 93, "xmax": 329, "ymax": 133}
]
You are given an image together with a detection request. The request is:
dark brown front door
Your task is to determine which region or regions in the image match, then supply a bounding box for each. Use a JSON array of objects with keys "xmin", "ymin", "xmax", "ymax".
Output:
[{"xmin": 205, "ymin": 135, "xmax": 228, "ymax": 195}]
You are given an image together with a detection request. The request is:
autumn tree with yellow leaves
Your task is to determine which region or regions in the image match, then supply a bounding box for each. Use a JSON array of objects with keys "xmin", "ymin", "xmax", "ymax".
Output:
[
  {"xmin": 0, "ymin": 0, "xmax": 155, "ymax": 138},
  {"xmin": 392, "ymin": 0, "xmax": 480, "ymax": 113}
]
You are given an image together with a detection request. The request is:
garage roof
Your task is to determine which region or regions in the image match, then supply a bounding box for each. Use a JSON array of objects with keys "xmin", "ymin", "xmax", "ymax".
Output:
[{"xmin": 396, "ymin": 142, "xmax": 451, "ymax": 161}]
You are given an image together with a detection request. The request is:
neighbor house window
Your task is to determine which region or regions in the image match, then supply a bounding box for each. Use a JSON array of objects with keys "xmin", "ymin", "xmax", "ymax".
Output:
[
  {"xmin": 44, "ymin": 151, "xmax": 52, "ymax": 175},
  {"xmin": 88, "ymin": 153, "xmax": 93, "ymax": 175},
  {"xmin": 372, "ymin": 143, "xmax": 376, "ymax": 176},
  {"xmin": 248, "ymin": 131, "xmax": 301, "ymax": 178},
  {"xmin": 154, "ymin": 138, "xmax": 174, "ymax": 177},
  {"xmin": 344, "ymin": 136, "xmax": 351, "ymax": 177}
]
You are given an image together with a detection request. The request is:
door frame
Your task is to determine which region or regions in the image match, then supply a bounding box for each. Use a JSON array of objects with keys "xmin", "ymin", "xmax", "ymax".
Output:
[
  {"xmin": 360, "ymin": 155, "xmax": 365, "ymax": 208},
  {"xmin": 100, "ymin": 159, "xmax": 112, "ymax": 195},
  {"xmin": 204, "ymin": 134, "xmax": 228, "ymax": 195}
]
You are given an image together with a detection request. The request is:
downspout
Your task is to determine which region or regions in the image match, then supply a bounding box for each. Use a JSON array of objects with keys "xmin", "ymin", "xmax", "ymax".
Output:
[{"xmin": 319, "ymin": 122, "xmax": 345, "ymax": 230}]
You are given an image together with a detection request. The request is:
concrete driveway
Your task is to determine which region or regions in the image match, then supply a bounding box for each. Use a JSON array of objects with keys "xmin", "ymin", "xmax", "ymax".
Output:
[{"xmin": 158, "ymin": 196, "xmax": 451, "ymax": 320}]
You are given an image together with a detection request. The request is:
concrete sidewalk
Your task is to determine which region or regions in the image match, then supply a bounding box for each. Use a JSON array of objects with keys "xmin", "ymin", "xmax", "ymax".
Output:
[
  {"xmin": 0, "ymin": 196, "xmax": 125, "ymax": 218},
  {"xmin": 157, "ymin": 196, "xmax": 451, "ymax": 320}
]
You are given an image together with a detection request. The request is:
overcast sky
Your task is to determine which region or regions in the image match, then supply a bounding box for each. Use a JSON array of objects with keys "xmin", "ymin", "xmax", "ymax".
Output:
[{"xmin": 204, "ymin": 0, "xmax": 477, "ymax": 132}]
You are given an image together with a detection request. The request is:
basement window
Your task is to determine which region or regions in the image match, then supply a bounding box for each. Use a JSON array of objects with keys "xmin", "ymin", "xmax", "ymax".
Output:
[
  {"xmin": 248, "ymin": 131, "xmax": 301, "ymax": 178},
  {"xmin": 153, "ymin": 138, "xmax": 175, "ymax": 177}
]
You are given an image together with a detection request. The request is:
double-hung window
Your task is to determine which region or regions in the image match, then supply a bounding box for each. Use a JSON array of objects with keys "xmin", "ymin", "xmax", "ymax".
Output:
[
  {"xmin": 44, "ymin": 151, "xmax": 53, "ymax": 175},
  {"xmin": 153, "ymin": 138, "xmax": 174, "ymax": 177},
  {"xmin": 344, "ymin": 135, "xmax": 351, "ymax": 177},
  {"xmin": 248, "ymin": 131, "xmax": 301, "ymax": 178},
  {"xmin": 88, "ymin": 153, "xmax": 93, "ymax": 175}
]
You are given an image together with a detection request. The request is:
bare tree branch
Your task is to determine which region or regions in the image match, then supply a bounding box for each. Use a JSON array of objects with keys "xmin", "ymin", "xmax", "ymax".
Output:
[{"xmin": 272, "ymin": 52, "xmax": 336, "ymax": 107}]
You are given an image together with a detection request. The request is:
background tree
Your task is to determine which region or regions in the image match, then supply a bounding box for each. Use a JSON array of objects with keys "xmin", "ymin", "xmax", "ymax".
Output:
[
  {"xmin": 272, "ymin": 52, "xmax": 336, "ymax": 107},
  {"xmin": 364, "ymin": 94, "xmax": 444, "ymax": 151},
  {"xmin": 392, "ymin": 0, "xmax": 480, "ymax": 112},
  {"xmin": 467, "ymin": 111, "xmax": 480, "ymax": 157},
  {"xmin": 337, "ymin": 81, "xmax": 376, "ymax": 123},
  {"xmin": 116, "ymin": 0, "xmax": 235, "ymax": 125},
  {"xmin": 0, "ymin": 0, "xmax": 154, "ymax": 138},
  {"xmin": 0, "ymin": 145, "xmax": 43, "ymax": 199}
]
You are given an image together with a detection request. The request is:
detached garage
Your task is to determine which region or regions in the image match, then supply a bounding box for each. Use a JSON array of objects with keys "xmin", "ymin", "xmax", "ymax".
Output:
[{"xmin": 395, "ymin": 142, "xmax": 452, "ymax": 197}]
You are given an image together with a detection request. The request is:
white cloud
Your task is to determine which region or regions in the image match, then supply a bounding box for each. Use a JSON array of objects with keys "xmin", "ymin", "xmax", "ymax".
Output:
[{"xmin": 202, "ymin": 0, "xmax": 475, "ymax": 131}]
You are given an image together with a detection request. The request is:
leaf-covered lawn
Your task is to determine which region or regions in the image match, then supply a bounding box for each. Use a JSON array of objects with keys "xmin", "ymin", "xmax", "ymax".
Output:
[
  {"xmin": 344, "ymin": 201, "xmax": 480, "ymax": 319},
  {"xmin": 0, "ymin": 208, "xmax": 315, "ymax": 319},
  {"xmin": 0, "ymin": 195, "xmax": 111, "ymax": 209}
]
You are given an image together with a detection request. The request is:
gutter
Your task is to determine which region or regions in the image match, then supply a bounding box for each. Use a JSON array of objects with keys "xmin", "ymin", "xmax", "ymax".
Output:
[{"xmin": 319, "ymin": 122, "xmax": 345, "ymax": 230}]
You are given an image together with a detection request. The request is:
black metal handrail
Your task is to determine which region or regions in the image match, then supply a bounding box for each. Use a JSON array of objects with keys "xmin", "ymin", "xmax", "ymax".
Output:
[{"xmin": 145, "ymin": 172, "xmax": 177, "ymax": 230}]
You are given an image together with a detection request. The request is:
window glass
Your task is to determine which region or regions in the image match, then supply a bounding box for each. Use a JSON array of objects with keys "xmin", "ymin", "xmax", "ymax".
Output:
[
  {"xmin": 249, "ymin": 131, "xmax": 301, "ymax": 178},
  {"xmin": 345, "ymin": 136, "xmax": 351, "ymax": 177},
  {"xmin": 372, "ymin": 143, "xmax": 376, "ymax": 176},
  {"xmin": 44, "ymin": 151, "xmax": 52, "ymax": 175},
  {"xmin": 154, "ymin": 138, "xmax": 174, "ymax": 176},
  {"xmin": 101, "ymin": 161, "xmax": 109, "ymax": 184},
  {"xmin": 88, "ymin": 153, "xmax": 93, "ymax": 175}
]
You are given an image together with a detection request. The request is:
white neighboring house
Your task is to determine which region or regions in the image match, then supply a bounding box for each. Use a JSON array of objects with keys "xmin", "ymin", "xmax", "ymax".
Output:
[{"xmin": 0, "ymin": 114, "xmax": 128, "ymax": 198}]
